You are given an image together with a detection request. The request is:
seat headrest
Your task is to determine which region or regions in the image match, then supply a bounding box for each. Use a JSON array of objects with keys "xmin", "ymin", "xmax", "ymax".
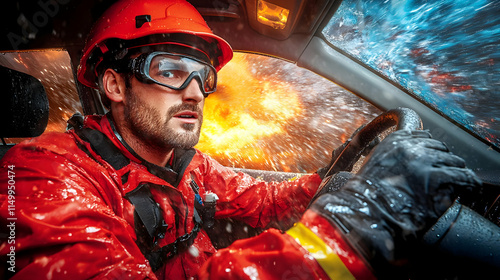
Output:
[{"xmin": 0, "ymin": 66, "xmax": 49, "ymax": 138}]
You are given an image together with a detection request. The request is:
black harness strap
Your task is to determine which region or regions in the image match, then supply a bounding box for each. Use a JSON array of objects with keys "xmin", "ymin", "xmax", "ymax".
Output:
[
  {"xmin": 81, "ymin": 128, "xmax": 130, "ymax": 169},
  {"xmin": 146, "ymin": 207, "xmax": 203, "ymax": 271},
  {"xmin": 125, "ymin": 184, "xmax": 166, "ymax": 240},
  {"xmin": 68, "ymin": 113, "xmax": 130, "ymax": 170}
]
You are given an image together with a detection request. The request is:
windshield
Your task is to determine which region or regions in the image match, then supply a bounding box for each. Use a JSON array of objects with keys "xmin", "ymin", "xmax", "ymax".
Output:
[{"xmin": 322, "ymin": 0, "xmax": 500, "ymax": 148}]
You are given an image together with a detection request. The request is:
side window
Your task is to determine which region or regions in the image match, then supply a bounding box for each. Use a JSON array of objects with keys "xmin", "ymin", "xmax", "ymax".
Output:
[
  {"xmin": 0, "ymin": 49, "xmax": 82, "ymax": 143},
  {"xmin": 197, "ymin": 53, "xmax": 382, "ymax": 173}
]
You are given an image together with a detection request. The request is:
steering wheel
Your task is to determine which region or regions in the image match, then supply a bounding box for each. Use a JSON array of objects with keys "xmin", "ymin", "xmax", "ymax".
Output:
[
  {"xmin": 318, "ymin": 107, "xmax": 500, "ymax": 277},
  {"xmin": 322, "ymin": 107, "xmax": 423, "ymax": 180}
]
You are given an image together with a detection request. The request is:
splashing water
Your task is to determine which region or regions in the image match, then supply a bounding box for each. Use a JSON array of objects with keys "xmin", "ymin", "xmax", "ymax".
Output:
[{"xmin": 322, "ymin": 0, "xmax": 500, "ymax": 148}]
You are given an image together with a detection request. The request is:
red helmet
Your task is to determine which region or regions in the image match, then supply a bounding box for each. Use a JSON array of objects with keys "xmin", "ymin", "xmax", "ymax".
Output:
[{"xmin": 77, "ymin": 0, "xmax": 233, "ymax": 88}]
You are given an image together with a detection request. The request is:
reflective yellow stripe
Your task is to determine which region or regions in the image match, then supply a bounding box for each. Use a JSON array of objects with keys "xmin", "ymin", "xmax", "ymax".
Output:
[{"xmin": 286, "ymin": 222, "xmax": 355, "ymax": 280}]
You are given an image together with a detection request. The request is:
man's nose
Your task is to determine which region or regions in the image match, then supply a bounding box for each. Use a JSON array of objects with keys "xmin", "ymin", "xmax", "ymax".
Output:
[{"xmin": 182, "ymin": 78, "xmax": 205, "ymax": 104}]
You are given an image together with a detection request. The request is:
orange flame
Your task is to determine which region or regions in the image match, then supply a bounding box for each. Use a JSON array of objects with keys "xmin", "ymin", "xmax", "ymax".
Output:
[{"xmin": 196, "ymin": 53, "xmax": 303, "ymax": 169}]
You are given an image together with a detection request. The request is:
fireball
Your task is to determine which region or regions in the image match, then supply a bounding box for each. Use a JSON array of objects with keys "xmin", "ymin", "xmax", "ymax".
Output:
[{"xmin": 197, "ymin": 53, "xmax": 303, "ymax": 170}]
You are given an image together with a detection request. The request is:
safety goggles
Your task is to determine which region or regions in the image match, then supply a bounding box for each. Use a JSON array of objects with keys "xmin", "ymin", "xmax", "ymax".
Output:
[{"xmin": 122, "ymin": 51, "xmax": 217, "ymax": 97}]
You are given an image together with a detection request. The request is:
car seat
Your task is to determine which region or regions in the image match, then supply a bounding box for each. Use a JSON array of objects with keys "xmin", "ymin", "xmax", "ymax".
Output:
[{"xmin": 0, "ymin": 65, "xmax": 49, "ymax": 158}]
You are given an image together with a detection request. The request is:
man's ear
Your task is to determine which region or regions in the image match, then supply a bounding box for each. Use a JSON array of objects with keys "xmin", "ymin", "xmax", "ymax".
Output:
[{"xmin": 102, "ymin": 69, "xmax": 126, "ymax": 103}]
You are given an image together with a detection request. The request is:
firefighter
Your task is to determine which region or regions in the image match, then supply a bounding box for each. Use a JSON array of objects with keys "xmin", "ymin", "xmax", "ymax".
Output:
[
  {"xmin": 0, "ymin": 0, "xmax": 322, "ymax": 278},
  {"xmin": 0, "ymin": 0, "xmax": 479, "ymax": 279}
]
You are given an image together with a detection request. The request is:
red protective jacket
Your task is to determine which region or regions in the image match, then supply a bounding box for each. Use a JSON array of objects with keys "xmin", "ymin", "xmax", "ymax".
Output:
[{"xmin": 0, "ymin": 115, "xmax": 322, "ymax": 279}]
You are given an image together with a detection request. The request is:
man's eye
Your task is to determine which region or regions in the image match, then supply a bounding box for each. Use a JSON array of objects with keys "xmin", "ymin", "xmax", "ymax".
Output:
[{"xmin": 159, "ymin": 70, "xmax": 175, "ymax": 78}]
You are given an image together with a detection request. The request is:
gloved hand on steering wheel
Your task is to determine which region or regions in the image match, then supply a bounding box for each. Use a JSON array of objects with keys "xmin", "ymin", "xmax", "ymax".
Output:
[{"xmin": 310, "ymin": 129, "xmax": 481, "ymax": 278}]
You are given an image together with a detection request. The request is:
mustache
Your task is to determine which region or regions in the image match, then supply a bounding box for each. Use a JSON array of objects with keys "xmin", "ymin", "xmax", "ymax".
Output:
[{"xmin": 166, "ymin": 103, "xmax": 203, "ymax": 120}]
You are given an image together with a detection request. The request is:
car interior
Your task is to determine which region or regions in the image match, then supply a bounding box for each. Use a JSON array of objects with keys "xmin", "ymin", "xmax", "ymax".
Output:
[{"xmin": 1, "ymin": 0, "xmax": 499, "ymax": 277}]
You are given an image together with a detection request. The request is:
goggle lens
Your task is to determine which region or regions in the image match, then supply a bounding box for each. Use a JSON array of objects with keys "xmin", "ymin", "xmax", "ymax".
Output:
[{"xmin": 139, "ymin": 52, "xmax": 217, "ymax": 96}]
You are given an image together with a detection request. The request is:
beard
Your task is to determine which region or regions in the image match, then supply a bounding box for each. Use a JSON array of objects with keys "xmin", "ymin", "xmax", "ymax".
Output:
[{"xmin": 123, "ymin": 88, "xmax": 203, "ymax": 151}]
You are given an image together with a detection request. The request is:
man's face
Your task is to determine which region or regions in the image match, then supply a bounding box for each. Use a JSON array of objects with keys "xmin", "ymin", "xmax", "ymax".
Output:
[{"xmin": 122, "ymin": 72, "xmax": 205, "ymax": 151}]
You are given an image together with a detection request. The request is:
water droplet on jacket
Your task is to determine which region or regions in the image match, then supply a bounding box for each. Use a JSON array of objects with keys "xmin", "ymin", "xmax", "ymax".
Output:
[
  {"xmin": 243, "ymin": 265, "xmax": 259, "ymax": 280},
  {"xmin": 188, "ymin": 245, "xmax": 199, "ymax": 257}
]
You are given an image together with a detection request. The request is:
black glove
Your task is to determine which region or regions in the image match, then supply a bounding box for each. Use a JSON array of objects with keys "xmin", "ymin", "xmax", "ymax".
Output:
[
  {"xmin": 310, "ymin": 171, "xmax": 354, "ymax": 204},
  {"xmin": 310, "ymin": 130, "xmax": 481, "ymax": 278}
]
